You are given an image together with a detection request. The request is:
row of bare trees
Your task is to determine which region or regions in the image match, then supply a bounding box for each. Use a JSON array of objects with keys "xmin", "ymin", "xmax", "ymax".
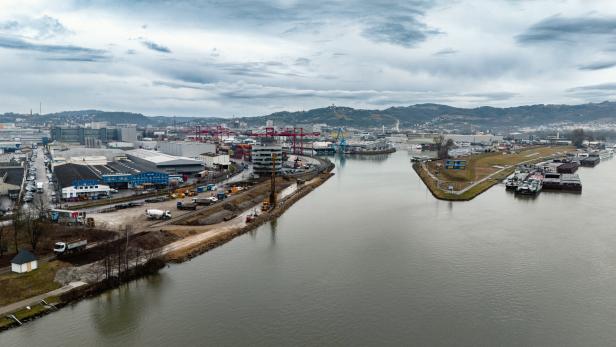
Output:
[
  {"xmin": 0, "ymin": 194, "xmax": 51, "ymax": 257},
  {"xmin": 96, "ymin": 225, "xmax": 163, "ymax": 283}
]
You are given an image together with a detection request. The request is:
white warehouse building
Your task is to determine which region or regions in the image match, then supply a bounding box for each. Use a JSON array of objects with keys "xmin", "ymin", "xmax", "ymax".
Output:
[
  {"xmin": 198, "ymin": 153, "xmax": 230, "ymax": 169},
  {"xmin": 62, "ymin": 181, "xmax": 111, "ymax": 200},
  {"xmin": 158, "ymin": 141, "xmax": 216, "ymax": 158}
]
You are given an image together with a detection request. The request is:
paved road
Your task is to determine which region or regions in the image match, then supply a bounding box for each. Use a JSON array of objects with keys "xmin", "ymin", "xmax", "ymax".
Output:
[{"xmin": 22, "ymin": 147, "xmax": 52, "ymax": 215}]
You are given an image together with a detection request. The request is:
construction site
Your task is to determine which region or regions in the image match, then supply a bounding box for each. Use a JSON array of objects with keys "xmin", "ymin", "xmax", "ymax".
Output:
[{"xmin": 0, "ymin": 143, "xmax": 334, "ymax": 330}]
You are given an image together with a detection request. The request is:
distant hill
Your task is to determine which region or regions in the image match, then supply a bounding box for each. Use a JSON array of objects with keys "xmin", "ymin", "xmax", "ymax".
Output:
[
  {"xmin": 249, "ymin": 102, "xmax": 616, "ymax": 129},
  {"xmin": 5, "ymin": 101, "xmax": 616, "ymax": 129}
]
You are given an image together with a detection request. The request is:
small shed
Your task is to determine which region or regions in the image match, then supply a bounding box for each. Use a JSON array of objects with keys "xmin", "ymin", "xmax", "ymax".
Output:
[{"xmin": 11, "ymin": 249, "xmax": 38, "ymax": 273}]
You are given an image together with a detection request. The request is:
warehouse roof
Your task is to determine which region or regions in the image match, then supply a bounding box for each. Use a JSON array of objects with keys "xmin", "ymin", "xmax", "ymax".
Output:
[
  {"xmin": 54, "ymin": 163, "xmax": 100, "ymax": 188},
  {"xmin": 0, "ymin": 167, "xmax": 24, "ymax": 186},
  {"xmin": 125, "ymin": 149, "xmax": 203, "ymax": 167}
]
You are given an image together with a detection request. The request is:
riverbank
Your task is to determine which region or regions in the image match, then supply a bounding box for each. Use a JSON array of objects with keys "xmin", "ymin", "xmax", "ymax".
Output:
[
  {"xmin": 165, "ymin": 171, "xmax": 334, "ymax": 263},
  {"xmin": 0, "ymin": 259, "xmax": 164, "ymax": 331},
  {"xmin": 0, "ymin": 161, "xmax": 334, "ymax": 333},
  {"xmin": 413, "ymin": 161, "xmax": 514, "ymax": 201},
  {"xmin": 413, "ymin": 146, "xmax": 574, "ymax": 201}
]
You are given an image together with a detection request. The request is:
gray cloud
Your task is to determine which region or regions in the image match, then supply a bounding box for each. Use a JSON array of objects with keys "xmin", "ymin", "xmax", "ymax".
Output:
[
  {"xmin": 362, "ymin": 16, "xmax": 440, "ymax": 48},
  {"xmin": 568, "ymin": 83, "xmax": 616, "ymax": 92},
  {"xmin": 75, "ymin": 0, "xmax": 440, "ymax": 48},
  {"xmin": 0, "ymin": 15, "xmax": 70, "ymax": 39},
  {"xmin": 434, "ymin": 48, "xmax": 458, "ymax": 56},
  {"xmin": 2, "ymin": 1, "xmax": 616, "ymax": 117},
  {"xmin": 462, "ymin": 92, "xmax": 518, "ymax": 101},
  {"xmin": 0, "ymin": 35, "xmax": 108, "ymax": 61},
  {"xmin": 566, "ymin": 83, "xmax": 616, "ymax": 101},
  {"xmin": 141, "ymin": 40, "xmax": 171, "ymax": 53},
  {"xmin": 517, "ymin": 15, "xmax": 616, "ymax": 44},
  {"xmin": 577, "ymin": 61, "xmax": 616, "ymax": 71}
]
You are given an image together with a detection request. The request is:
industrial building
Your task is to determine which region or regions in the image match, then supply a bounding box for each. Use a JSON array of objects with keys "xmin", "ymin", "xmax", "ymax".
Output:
[
  {"xmin": 118, "ymin": 124, "xmax": 138, "ymax": 143},
  {"xmin": 0, "ymin": 167, "xmax": 25, "ymax": 199},
  {"xmin": 158, "ymin": 141, "xmax": 216, "ymax": 158},
  {"xmin": 198, "ymin": 153, "xmax": 230, "ymax": 169},
  {"xmin": 49, "ymin": 147, "xmax": 127, "ymax": 165},
  {"xmin": 125, "ymin": 149, "xmax": 204, "ymax": 174},
  {"xmin": 50, "ymin": 126, "xmax": 120, "ymax": 144},
  {"xmin": 252, "ymin": 144, "xmax": 282, "ymax": 175},
  {"xmin": 61, "ymin": 179, "xmax": 111, "ymax": 201},
  {"xmin": 0, "ymin": 127, "xmax": 49, "ymax": 145},
  {"xmin": 444, "ymin": 134, "xmax": 503, "ymax": 145},
  {"xmin": 95, "ymin": 161, "xmax": 169, "ymax": 189},
  {"xmin": 54, "ymin": 156, "xmax": 171, "ymax": 200}
]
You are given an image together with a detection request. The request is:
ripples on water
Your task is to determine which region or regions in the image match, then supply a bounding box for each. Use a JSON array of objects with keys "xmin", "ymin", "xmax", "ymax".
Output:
[{"xmin": 3, "ymin": 152, "xmax": 616, "ymax": 347}]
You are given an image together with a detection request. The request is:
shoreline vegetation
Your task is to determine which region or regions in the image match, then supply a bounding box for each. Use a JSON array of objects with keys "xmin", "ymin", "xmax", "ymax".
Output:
[
  {"xmin": 413, "ymin": 146, "xmax": 575, "ymax": 201},
  {"xmin": 0, "ymin": 164, "xmax": 334, "ymax": 332}
]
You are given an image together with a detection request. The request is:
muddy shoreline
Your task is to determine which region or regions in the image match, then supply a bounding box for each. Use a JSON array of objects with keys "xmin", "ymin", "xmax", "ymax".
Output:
[{"xmin": 1, "ymin": 166, "xmax": 334, "ymax": 333}]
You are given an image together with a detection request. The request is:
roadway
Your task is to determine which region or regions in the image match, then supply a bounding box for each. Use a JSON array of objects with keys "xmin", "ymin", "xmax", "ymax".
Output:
[{"xmin": 23, "ymin": 147, "xmax": 52, "ymax": 215}]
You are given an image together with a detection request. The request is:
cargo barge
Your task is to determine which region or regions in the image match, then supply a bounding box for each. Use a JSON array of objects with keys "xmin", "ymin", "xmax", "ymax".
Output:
[
  {"xmin": 543, "ymin": 173, "xmax": 582, "ymax": 192},
  {"xmin": 580, "ymin": 155, "xmax": 600, "ymax": 167}
]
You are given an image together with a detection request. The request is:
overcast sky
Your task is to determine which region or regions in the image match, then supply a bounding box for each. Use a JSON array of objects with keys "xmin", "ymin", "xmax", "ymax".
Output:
[{"xmin": 1, "ymin": 0, "xmax": 615, "ymax": 117}]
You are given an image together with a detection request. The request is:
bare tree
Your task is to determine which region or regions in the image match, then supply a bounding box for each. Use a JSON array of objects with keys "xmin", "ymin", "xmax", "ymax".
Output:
[
  {"xmin": 11, "ymin": 208, "xmax": 24, "ymax": 253},
  {"xmin": 31, "ymin": 194, "xmax": 47, "ymax": 219},
  {"xmin": 28, "ymin": 220, "xmax": 46, "ymax": 251},
  {"xmin": 571, "ymin": 128, "xmax": 585, "ymax": 148},
  {"xmin": 434, "ymin": 135, "xmax": 454, "ymax": 160}
]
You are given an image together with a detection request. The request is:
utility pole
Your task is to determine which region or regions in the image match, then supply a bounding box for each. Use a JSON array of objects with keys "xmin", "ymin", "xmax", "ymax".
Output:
[{"xmin": 269, "ymin": 153, "xmax": 277, "ymax": 207}]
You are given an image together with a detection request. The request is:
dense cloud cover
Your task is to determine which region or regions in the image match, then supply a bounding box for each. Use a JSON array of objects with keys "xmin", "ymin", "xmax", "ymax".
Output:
[{"xmin": 0, "ymin": 0, "xmax": 615, "ymax": 117}]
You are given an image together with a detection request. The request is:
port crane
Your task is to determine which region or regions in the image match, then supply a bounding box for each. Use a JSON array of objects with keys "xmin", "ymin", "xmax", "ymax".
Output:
[
  {"xmin": 246, "ymin": 127, "xmax": 320, "ymax": 155},
  {"xmin": 333, "ymin": 127, "xmax": 347, "ymax": 154},
  {"xmin": 193, "ymin": 125, "xmax": 236, "ymax": 142}
]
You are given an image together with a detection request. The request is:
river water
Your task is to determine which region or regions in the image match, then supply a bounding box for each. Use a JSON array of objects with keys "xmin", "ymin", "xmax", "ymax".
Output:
[{"xmin": 3, "ymin": 151, "xmax": 616, "ymax": 346}]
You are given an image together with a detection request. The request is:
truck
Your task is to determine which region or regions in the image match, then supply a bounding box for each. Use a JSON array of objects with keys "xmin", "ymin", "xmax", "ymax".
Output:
[
  {"xmin": 50, "ymin": 209, "xmax": 87, "ymax": 225},
  {"xmin": 206, "ymin": 184, "xmax": 217, "ymax": 191},
  {"xmin": 192, "ymin": 197, "xmax": 215, "ymax": 206},
  {"xmin": 36, "ymin": 181, "xmax": 44, "ymax": 193},
  {"xmin": 145, "ymin": 209, "xmax": 172, "ymax": 220},
  {"xmin": 177, "ymin": 201, "xmax": 197, "ymax": 210},
  {"xmin": 53, "ymin": 239, "xmax": 87, "ymax": 256}
]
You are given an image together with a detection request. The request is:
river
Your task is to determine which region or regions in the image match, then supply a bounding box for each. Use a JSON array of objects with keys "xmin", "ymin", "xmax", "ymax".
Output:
[{"xmin": 3, "ymin": 151, "xmax": 616, "ymax": 346}]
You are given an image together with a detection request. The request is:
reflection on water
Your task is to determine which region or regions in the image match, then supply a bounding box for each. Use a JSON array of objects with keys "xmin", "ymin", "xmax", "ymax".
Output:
[
  {"xmin": 5, "ymin": 152, "xmax": 616, "ymax": 347},
  {"xmin": 269, "ymin": 219, "xmax": 277, "ymax": 245},
  {"xmin": 342, "ymin": 153, "xmax": 390, "ymax": 162}
]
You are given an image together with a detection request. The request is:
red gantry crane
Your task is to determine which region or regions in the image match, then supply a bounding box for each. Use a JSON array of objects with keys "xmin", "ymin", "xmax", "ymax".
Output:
[
  {"xmin": 194, "ymin": 125, "xmax": 236, "ymax": 142},
  {"xmin": 246, "ymin": 127, "xmax": 320, "ymax": 154}
]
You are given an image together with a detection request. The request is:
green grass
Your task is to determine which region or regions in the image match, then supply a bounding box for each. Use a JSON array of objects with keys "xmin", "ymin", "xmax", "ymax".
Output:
[
  {"xmin": 417, "ymin": 146, "xmax": 574, "ymax": 201},
  {"xmin": 0, "ymin": 261, "xmax": 67, "ymax": 306},
  {"xmin": 0, "ymin": 301, "xmax": 57, "ymax": 329}
]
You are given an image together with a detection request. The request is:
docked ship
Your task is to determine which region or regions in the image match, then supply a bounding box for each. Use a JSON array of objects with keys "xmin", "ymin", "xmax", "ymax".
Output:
[
  {"xmin": 516, "ymin": 172, "xmax": 543, "ymax": 195},
  {"xmin": 598, "ymin": 149, "xmax": 613, "ymax": 160},
  {"xmin": 312, "ymin": 142, "xmax": 336, "ymax": 155},
  {"xmin": 505, "ymin": 172, "xmax": 529, "ymax": 191},
  {"xmin": 343, "ymin": 139, "xmax": 396, "ymax": 155}
]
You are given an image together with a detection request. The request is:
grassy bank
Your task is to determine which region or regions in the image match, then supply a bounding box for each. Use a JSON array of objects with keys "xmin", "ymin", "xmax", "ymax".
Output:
[
  {"xmin": 414, "ymin": 146, "xmax": 574, "ymax": 201},
  {"xmin": 0, "ymin": 261, "xmax": 68, "ymax": 306}
]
